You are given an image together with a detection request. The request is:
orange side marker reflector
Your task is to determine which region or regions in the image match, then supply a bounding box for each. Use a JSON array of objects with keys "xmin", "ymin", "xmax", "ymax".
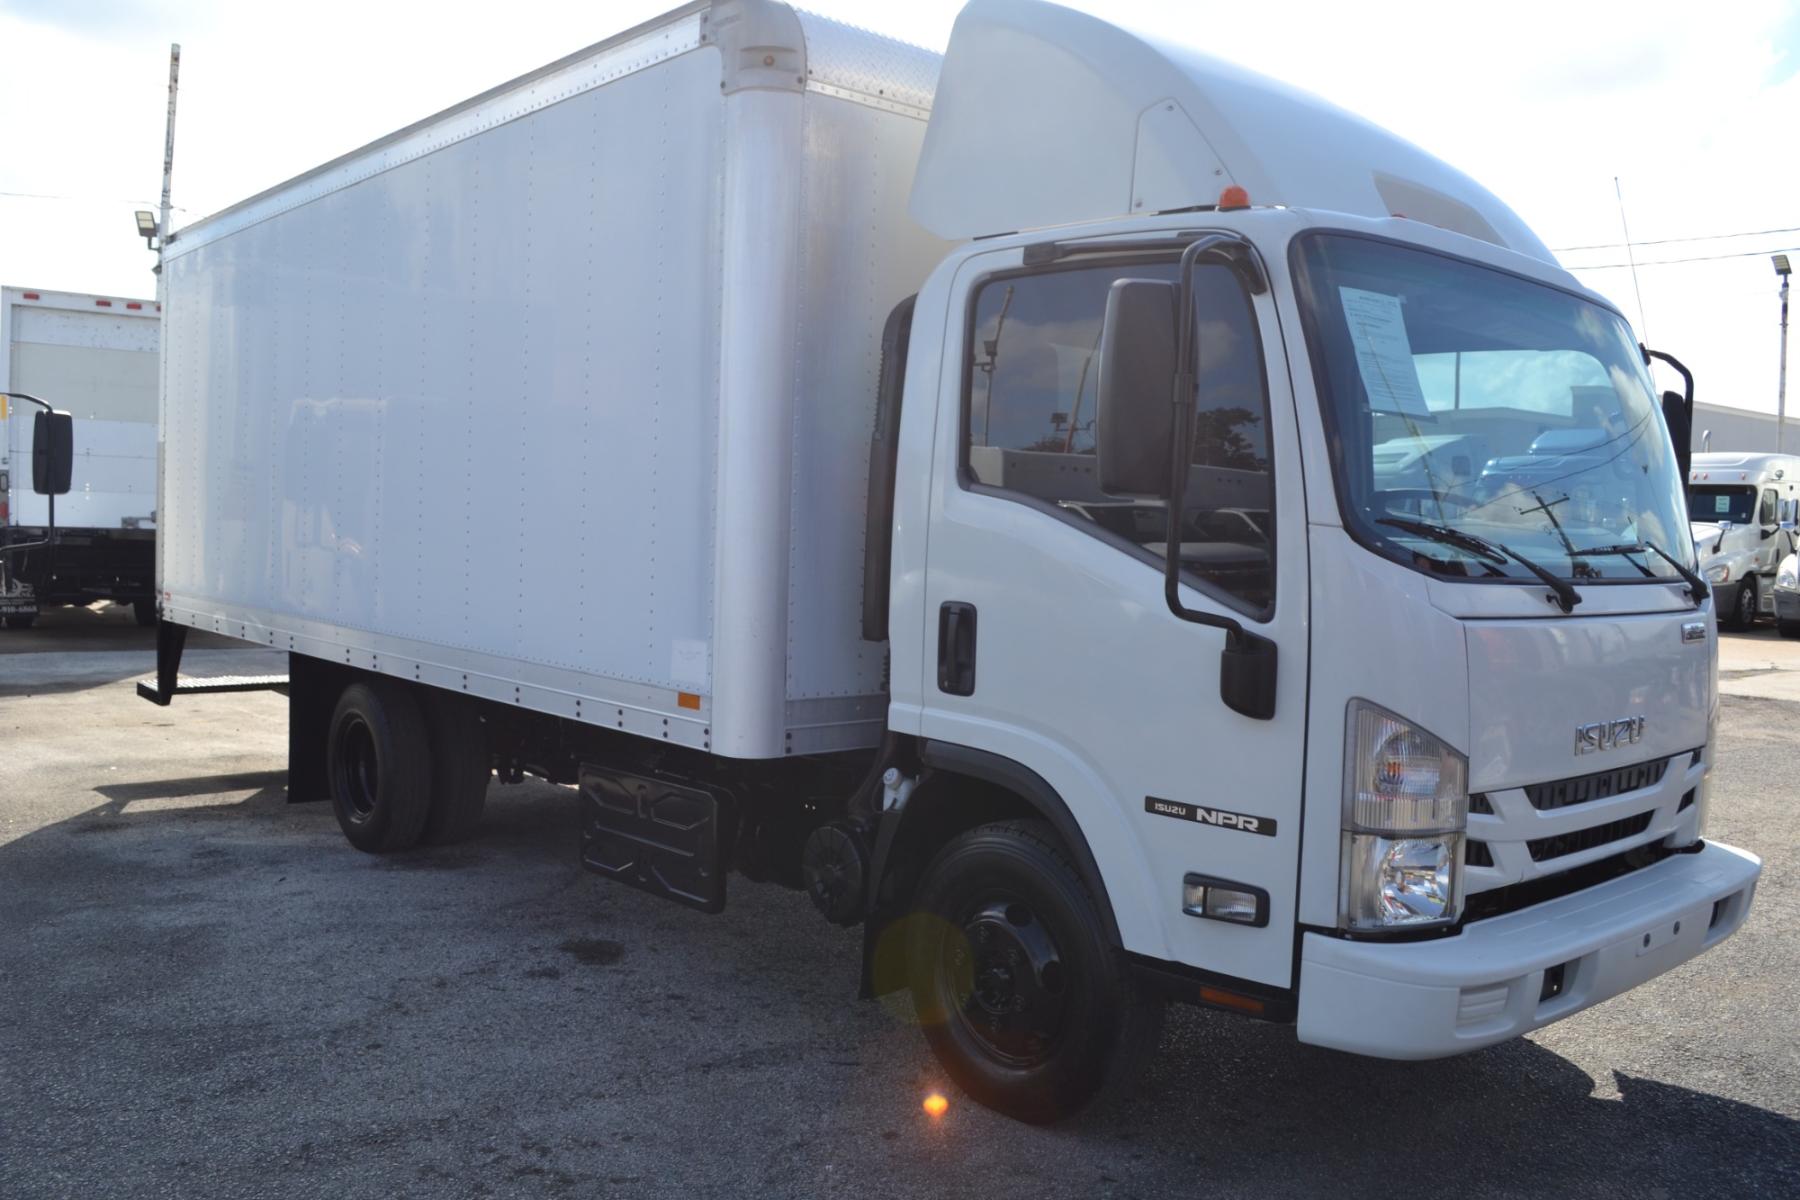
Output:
[
  {"xmin": 1199, "ymin": 986, "xmax": 1266, "ymax": 1016},
  {"xmin": 923, "ymin": 1093, "xmax": 949, "ymax": 1118},
  {"xmin": 677, "ymin": 692, "xmax": 702, "ymax": 711}
]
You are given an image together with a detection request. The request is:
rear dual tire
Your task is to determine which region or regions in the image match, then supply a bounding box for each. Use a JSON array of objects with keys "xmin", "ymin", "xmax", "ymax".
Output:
[
  {"xmin": 907, "ymin": 820, "xmax": 1162, "ymax": 1124},
  {"xmin": 327, "ymin": 679, "xmax": 490, "ymax": 853}
]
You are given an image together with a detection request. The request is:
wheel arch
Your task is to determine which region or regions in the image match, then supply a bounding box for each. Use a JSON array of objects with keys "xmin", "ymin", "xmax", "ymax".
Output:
[{"xmin": 861, "ymin": 740, "xmax": 1124, "ymax": 997}]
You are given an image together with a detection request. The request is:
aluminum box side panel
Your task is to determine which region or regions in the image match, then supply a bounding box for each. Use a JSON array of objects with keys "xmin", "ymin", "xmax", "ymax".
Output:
[
  {"xmin": 4, "ymin": 293, "xmax": 159, "ymax": 531},
  {"xmin": 781, "ymin": 88, "xmax": 949, "ymax": 747},
  {"xmin": 161, "ymin": 44, "xmax": 726, "ymax": 738}
]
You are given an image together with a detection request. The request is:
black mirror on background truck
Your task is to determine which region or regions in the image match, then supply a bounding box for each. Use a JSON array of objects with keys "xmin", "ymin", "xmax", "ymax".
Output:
[
  {"xmin": 32, "ymin": 409, "xmax": 73, "ymax": 496},
  {"xmin": 1096, "ymin": 278, "xmax": 1179, "ymax": 497}
]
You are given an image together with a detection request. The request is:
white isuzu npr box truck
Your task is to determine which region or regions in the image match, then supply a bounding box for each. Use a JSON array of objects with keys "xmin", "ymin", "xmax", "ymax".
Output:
[
  {"xmin": 2, "ymin": 286, "xmax": 161, "ymax": 627},
  {"xmin": 146, "ymin": 0, "xmax": 1761, "ymax": 1121}
]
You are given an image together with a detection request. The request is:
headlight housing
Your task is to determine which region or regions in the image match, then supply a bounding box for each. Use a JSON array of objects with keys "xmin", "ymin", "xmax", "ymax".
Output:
[
  {"xmin": 1341, "ymin": 701, "xmax": 1468, "ymax": 932},
  {"xmin": 1705, "ymin": 563, "xmax": 1731, "ymax": 584},
  {"xmin": 1778, "ymin": 563, "xmax": 1798, "ymax": 591}
]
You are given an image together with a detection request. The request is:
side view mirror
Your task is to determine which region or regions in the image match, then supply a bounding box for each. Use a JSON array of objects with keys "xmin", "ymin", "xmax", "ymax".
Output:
[
  {"xmin": 1096, "ymin": 279, "xmax": 1179, "ymax": 498},
  {"xmin": 32, "ymin": 410, "xmax": 73, "ymax": 496}
]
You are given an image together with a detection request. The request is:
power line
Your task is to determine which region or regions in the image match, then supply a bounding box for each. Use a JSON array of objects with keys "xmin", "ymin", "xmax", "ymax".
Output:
[
  {"xmin": 1569, "ymin": 245, "xmax": 1798, "ymax": 270},
  {"xmin": 0, "ymin": 189, "xmax": 187, "ymax": 211},
  {"xmin": 1553, "ymin": 224, "xmax": 1800, "ymax": 253}
]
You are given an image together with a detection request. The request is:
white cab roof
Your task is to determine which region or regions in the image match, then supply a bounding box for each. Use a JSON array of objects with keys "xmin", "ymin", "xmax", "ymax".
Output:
[
  {"xmin": 1688, "ymin": 452, "xmax": 1800, "ymax": 482},
  {"xmin": 910, "ymin": 0, "xmax": 1552, "ymax": 262}
]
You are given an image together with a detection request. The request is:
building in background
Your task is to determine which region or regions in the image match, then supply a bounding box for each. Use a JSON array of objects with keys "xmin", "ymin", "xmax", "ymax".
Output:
[{"xmin": 1690, "ymin": 402, "xmax": 1788, "ymax": 454}]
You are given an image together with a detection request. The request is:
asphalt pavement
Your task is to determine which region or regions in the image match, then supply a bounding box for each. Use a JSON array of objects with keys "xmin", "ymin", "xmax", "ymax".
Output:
[{"xmin": 1, "ymin": 604, "xmax": 1796, "ymax": 1198}]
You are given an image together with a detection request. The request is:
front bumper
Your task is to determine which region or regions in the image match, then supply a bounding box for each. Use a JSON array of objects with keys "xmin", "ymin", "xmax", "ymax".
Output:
[
  {"xmin": 1711, "ymin": 577, "xmax": 1743, "ymax": 612},
  {"xmin": 1776, "ymin": 588, "xmax": 1800, "ymax": 622},
  {"xmin": 1296, "ymin": 840, "xmax": 1760, "ymax": 1059}
]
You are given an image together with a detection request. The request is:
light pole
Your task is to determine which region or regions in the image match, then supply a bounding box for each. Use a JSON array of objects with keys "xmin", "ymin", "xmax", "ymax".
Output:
[{"xmin": 1778, "ymin": 254, "xmax": 1791, "ymax": 454}]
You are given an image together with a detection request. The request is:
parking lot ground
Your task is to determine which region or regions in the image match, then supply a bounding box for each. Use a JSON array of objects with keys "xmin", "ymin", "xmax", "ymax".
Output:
[{"xmin": 1, "ymin": 607, "xmax": 1797, "ymax": 1198}]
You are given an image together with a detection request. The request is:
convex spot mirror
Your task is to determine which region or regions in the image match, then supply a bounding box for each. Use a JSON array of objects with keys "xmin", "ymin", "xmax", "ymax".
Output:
[
  {"xmin": 33, "ymin": 409, "xmax": 73, "ymax": 496},
  {"xmin": 1096, "ymin": 278, "xmax": 1179, "ymax": 498}
]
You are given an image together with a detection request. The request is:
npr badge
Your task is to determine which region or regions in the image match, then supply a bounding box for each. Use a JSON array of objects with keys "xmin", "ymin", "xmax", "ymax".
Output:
[{"xmin": 1145, "ymin": 796, "xmax": 1276, "ymax": 837}]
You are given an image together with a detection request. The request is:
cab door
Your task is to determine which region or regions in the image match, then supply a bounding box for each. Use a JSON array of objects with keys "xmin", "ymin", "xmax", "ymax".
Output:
[{"xmin": 917, "ymin": 245, "xmax": 1309, "ymax": 988}]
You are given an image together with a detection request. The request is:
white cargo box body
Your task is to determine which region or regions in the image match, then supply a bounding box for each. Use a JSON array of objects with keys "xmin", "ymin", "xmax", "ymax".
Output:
[
  {"xmin": 2, "ymin": 286, "xmax": 160, "ymax": 532},
  {"xmin": 159, "ymin": 0, "xmax": 946, "ymax": 758}
]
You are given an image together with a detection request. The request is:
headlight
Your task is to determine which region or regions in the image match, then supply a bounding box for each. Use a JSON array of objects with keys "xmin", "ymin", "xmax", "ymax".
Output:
[
  {"xmin": 1705, "ymin": 563, "xmax": 1731, "ymax": 583},
  {"xmin": 1344, "ymin": 834, "xmax": 1461, "ymax": 927},
  {"xmin": 1779, "ymin": 565, "xmax": 1798, "ymax": 591},
  {"xmin": 1341, "ymin": 701, "xmax": 1468, "ymax": 931}
]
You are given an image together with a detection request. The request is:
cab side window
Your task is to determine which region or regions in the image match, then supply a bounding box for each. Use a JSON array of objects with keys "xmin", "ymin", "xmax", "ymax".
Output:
[
  {"xmin": 1761, "ymin": 489, "xmax": 1779, "ymax": 528},
  {"xmin": 964, "ymin": 260, "xmax": 1273, "ymax": 614}
]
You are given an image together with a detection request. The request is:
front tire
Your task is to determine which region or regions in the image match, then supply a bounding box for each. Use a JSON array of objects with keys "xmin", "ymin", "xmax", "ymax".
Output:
[
  {"xmin": 327, "ymin": 680, "xmax": 432, "ymax": 853},
  {"xmin": 907, "ymin": 820, "xmax": 1162, "ymax": 1123},
  {"xmin": 1779, "ymin": 613, "xmax": 1800, "ymax": 639},
  {"xmin": 1728, "ymin": 578, "xmax": 1758, "ymax": 630}
]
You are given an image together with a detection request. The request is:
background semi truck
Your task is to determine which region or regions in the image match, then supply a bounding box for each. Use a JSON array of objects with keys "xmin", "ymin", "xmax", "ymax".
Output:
[
  {"xmin": 1, "ymin": 285, "xmax": 160, "ymax": 628},
  {"xmin": 146, "ymin": 0, "xmax": 1761, "ymax": 1121},
  {"xmin": 1686, "ymin": 451, "xmax": 1800, "ymax": 630}
]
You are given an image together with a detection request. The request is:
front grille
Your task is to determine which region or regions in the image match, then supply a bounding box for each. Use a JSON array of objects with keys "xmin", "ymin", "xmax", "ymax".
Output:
[
  {"xmin": 1466, "ymin": 840, "xmax": 1494, "ymax": 867},
  {"xmin": 1464, "ymin": 842, "xmax": 1679, "ymax": 923},
  {"xmin": 1526, "ymin": 811, "xmax": 1654, "ymax": 861},
  {"xmin": 1524, "ymin": 757, "xmax": 1671, "ymax": 812}
]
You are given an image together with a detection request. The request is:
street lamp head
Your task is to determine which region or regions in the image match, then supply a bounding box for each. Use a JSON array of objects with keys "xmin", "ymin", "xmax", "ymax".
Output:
[
  {"xmin": 133, "ymin": 210, "xmax": 160, "ymax": 251},
  {"xmin": 1776, "ymin": 253, "xmax": 1792, "ymax": 277}
]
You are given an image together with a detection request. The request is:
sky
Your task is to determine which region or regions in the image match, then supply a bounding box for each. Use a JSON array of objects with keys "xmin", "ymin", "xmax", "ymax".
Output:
[{"xmin": 2, "ymin": 0, "xmax": 1795, "ymax": 415}]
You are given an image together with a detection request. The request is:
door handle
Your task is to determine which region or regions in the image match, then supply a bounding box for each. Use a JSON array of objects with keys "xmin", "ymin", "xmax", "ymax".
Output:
[{"xmin": 937, "ymin": 601, "xmax": 977, "ymax": 696}]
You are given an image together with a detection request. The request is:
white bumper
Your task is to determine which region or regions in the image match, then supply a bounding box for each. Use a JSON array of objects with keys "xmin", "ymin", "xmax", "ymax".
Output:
[{"xmin": 1296, "ymin": 841, "xmax": 1761, "ymax": 1059}]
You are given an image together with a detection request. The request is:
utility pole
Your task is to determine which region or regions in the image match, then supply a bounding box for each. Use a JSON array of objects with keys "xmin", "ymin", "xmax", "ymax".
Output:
[
  {"xmin": 159, "ymin": 44, "xmax": 180, "ymax": 277},
  {"xmin": 1777, "ymin": 254, "xmax": 1791, "ymax": 455}
]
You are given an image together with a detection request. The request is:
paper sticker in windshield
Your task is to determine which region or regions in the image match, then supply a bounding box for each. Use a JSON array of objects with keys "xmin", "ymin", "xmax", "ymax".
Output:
[
  {"xmin": 1715, "ymin": 495, "xmax": 1731, "ymax": 514},
  {"xmin": 1339, "ymin": 287, "xmax": 1429, "ymax": 417}
]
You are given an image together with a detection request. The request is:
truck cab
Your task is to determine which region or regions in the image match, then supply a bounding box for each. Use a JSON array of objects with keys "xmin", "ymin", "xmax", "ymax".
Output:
[
  {"xmin": 877, "ymin": 0, "xmax": 1757, "ymax": 1087},
  {"xmin": 1686, "ymin": 452, "xmax": 1800, "ymax": 629}
]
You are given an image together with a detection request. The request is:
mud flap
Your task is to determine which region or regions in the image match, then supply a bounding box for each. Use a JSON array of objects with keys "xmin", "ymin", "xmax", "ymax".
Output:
[{"xmin": 579, "ymin": 765, "xmax": 736, "ymax": 914}]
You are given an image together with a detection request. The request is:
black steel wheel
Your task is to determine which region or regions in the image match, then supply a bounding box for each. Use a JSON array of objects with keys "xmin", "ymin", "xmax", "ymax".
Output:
[
  {"xmin": 327, "ymin": 679, "xmax": 432, "ymax": 853},
  {"xmin": 907, "ymin": 820, "xmax": 1161, "ymax": 1123}
]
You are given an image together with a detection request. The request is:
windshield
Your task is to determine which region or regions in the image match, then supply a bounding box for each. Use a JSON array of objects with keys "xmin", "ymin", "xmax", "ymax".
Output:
[
  {"xmin": 1293, "ymin": 232, "xmax": 1694, "ymax": 584},
  {"xmin": 1687, "ymin": 485, "xmax": 1755, "ymax": 526}
]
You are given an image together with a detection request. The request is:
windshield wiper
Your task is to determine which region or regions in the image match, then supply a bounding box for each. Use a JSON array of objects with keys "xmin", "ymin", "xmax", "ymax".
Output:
[
  {"xmin": 1377, "ymin": 517, "xmax": 1581, "ymax": 614},
  {"xmin": 1573, "ymin": 542, "xmax": 1709, "ymax": 606}
]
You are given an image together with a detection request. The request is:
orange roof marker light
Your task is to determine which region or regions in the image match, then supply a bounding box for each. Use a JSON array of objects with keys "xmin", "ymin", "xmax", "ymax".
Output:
[
  {"xmin": 922, "ymin": 1092, "xmax": 949, "ymax": 1119},
  {"xmin": 1218, "ymin": 185, "xmax": 1250, "ymax": 210}
]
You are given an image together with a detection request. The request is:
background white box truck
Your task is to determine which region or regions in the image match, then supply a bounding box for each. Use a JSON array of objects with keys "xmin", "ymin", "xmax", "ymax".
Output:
[
  {"xmin": 146, "ymin": 0, "xmax": 1762, "ymax": 1121},
  {"xmin": 1, "ymin": 285, "xmax": 161, "ymax": 628}
]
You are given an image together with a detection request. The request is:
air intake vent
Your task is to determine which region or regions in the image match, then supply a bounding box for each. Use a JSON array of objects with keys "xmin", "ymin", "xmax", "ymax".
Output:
[
  {"xmin": 1466, "ymin": 840, "xmax": 1494, "ymax": 868},
  {"xmin": 1526, "ymin": 811, "xmax": 1654, "ymax": 862},
  {"xmin": 1523, "ymin": 757, "xmax": 1673, "ymax": 812}
]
